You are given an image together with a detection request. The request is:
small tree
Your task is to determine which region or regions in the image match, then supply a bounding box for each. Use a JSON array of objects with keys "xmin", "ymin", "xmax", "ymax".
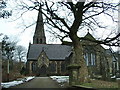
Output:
[
  {"xmin": 20, "ymin": 66, "xmax": 28, "ymax": 76},
  {"xmin": 2, "ymin": 35, "xmax": 16, "ymax": 81},
  {"xmin": 2, "ymin": 35, "xmax": 16, "ymax": 60}
]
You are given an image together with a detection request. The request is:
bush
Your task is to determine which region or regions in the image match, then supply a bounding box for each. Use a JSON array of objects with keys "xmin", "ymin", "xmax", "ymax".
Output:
[{"xmin": 20, "ymin": 67, "xmax": 29, "ymax": 76}]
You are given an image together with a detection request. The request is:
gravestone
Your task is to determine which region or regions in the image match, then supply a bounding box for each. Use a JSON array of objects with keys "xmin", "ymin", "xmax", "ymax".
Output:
[{"xmin": 117, "ymin": 78, "xmax": 120, "ymax": 88}]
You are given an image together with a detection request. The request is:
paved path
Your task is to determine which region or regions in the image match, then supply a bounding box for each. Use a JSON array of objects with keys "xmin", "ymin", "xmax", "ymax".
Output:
[{"xmin": 11, "ymin": 77, "xmax": 61, "ymax": 88}]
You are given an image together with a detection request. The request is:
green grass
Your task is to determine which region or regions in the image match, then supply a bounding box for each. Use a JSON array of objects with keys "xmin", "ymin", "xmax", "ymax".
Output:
[{"xmin": 76, "ymin": 82, "xmax": 119, "ymax": 89}]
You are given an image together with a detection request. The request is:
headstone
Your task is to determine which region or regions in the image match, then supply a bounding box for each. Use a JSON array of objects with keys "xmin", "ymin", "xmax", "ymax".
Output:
[{"xmin": 117, "ymin": 78, "xmax": 120, "ymax": 88}]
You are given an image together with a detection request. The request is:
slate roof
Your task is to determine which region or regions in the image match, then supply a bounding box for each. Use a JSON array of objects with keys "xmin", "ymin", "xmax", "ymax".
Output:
[{"xmin": 27, "ymin": 44, "xmax": 72, "ymax": 61}]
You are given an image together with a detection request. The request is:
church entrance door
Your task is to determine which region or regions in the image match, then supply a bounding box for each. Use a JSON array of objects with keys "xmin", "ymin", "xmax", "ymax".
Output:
[{"xmin": 39, "ymin": 65, "xmax": 47, "ymax": 76}]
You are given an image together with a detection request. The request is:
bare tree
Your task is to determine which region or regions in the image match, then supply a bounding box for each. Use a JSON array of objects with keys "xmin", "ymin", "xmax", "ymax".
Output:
[
  {"xmin": 14, "ymin": 0, "xmax": 120, "ymax": 84},
  {"xmin": 15, "ymin": 45, "xmax": 27, "ymax": 71},
  {"xmin": 15, "ymin": 45, "xmax": 27, "ymax": 63}
]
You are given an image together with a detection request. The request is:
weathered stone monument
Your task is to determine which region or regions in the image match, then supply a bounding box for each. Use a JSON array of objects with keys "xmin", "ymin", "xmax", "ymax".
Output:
[
  {"xmin": 117, "ymin": 78, "xmax": 120, "ymax": 88},
  {"xmin": 67, "ymin": 64, "xmax": 81, "ymax": 86}
]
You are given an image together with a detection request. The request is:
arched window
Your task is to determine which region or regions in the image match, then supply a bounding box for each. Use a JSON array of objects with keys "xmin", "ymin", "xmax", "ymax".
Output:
[
  {"xmin": 40, "ymin": 39, "xmax": 42, "ymax": 43},
  {"xmin": 49, "ymin": 62, "xmax": 56, "ymax": 72},
  {"xmin": 32, "ymin": 62, "xmax": 37, "ymax": 72},
  {"xmin": 36, "ymin": 38, "xmax": 39, "ymax": 44}
]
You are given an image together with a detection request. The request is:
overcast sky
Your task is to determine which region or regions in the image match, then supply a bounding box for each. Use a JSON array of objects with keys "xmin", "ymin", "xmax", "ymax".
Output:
[
  {"xmin": 0, "ymin": 10, "xmax": 63, "ymax": 49},
  {"xmin": 0, "ymin": 0, "xmax": 119, "ymax": 51}
]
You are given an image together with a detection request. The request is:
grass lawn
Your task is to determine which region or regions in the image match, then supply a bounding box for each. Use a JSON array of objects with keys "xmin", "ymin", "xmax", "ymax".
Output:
[{"xmin": 77, "ymin": 79, "xmax": 119, "ymax": 89}]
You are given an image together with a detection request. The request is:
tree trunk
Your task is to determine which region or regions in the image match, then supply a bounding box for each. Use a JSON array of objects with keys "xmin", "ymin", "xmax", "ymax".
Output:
[
  {"xmin": 68, "ymin": 33, "xmax": 89, "ymax": 85},
  {"xmin": 74, "ymin": 41, "xmax": 89, "ymax": 83}
]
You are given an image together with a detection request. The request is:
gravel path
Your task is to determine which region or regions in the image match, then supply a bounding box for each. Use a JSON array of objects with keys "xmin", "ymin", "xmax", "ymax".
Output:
[{"xmin": 11, "ymin": 77, "xmax": 61, "ymax": 88}]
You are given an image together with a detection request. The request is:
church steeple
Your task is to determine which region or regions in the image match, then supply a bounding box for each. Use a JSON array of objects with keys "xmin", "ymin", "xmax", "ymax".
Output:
[{"xmin": 33, "ymin": 7, "xmax": 46, "ymax": 44}]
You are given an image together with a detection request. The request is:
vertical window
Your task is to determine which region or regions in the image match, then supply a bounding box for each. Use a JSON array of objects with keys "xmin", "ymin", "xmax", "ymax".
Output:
[
  {"xmin": 112, "ymin": 56, "xmax": 116, "ymax": 62},
  {"xmin": 91, "ymin": 53, "xmax": 96, "ymax": 65},
  {"xmin": 36, "ymin": 38, "xmax": 39, "ymax": 44},
  {"xmin": 117, "ymin": 62, "xmax": 119, "ymax": 71},
  {"xmin": 84, "ymin": 53, "xmax": 89, "ymax": 66},
  {"xmin": 32, "ymin": 62, "xmax": 36, "ymax": 72},
  {"xmin": 61, "ymin": 62, "xmax": 66, "ymax": 72},
  {"xmin": 40, "ymin": 39, "xmax": 42, "ymax": 43},
  {"xmin": 42, "ymin": 55, "xmax": 44, "ymax": 63},
  {"xmin": 91, "ymin": 53, "xmax": 93, "ymax": 65},
  {"xmin": 93, "ymin": 53, "xmax": 96, "ymax": 65}
]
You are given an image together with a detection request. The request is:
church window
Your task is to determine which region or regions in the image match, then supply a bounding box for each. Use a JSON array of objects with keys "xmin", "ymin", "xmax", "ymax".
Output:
[
  {"xmin": 112, "ymin": 56, "xmax": 117, "ymax": 62},
  {"xmin": 61, "ymin": 62, "xmax": 66, "ymax": 72},
  {"xmin": 84, "ymin": 53, "xmax": 89, "ymax": 66},
  {"xmin": 42, "ymin": 55, "xmax": 45, "ymax": 64},
  {"xmin": 36, "ymin": 38, "xmax": 39, "ymax": 44},
  {"xmin": 49, "ymin": 62, "xmax": 56, "ymax": 72},
  {"xmin": 91, "ymin": 53, "xmax": 96, "ymax": 65},
  {"xmin": 32, "ymin": 62, "xmax": 37, "ymax": 72},
  {"xmin": 40, "ymin": 39, "xmax": 42, "ymax": 43},
  {"xmin": 84, "ymin": 52, "xmax": 96, "ymax": 66}
]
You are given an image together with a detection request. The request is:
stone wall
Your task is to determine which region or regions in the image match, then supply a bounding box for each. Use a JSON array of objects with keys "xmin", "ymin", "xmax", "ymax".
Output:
[
  {"xmin": 37, "ymin": 51, "xmax": 49, "ymax": 68},
  {"xmin": 81, "ymin": 39, "xmax": 112, "ymax": 80}
]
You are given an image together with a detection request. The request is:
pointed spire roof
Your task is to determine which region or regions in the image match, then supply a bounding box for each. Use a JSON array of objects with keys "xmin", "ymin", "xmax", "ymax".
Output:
[
  {"xmin": 33, "ymin": 6, "xmax": 46, "ymax": 44},
  {"xmin": 34, "ymin": 7, "xmax": 45, "ymax": 37}
]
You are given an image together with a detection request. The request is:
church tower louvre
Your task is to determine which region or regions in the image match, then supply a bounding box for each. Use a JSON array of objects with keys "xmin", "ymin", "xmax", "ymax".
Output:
[{"xmin": 33, "ymin": 7, "xmax": 46, "ymax": 44}]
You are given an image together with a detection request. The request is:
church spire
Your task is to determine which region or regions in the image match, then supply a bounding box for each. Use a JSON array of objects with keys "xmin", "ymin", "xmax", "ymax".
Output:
[{"xmin": 33, "ymin": 7, "xmax": 46, "ymax": 44}]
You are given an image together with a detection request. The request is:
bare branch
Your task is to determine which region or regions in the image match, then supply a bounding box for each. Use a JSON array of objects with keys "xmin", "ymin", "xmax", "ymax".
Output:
[
  {"xmin": 44, "ymin": 2, "xmax": 70, "ymax": 30},
  {"xmin": 22, "ymin": 22, "xmax": 36, "ymax": 32},
  {"xmin": 79, "ymin": 33, "xmax": 120, "ymax": 47},
  {"xmin": 42, "ymin": 11, "xmax": 69, "ymax": 34}
]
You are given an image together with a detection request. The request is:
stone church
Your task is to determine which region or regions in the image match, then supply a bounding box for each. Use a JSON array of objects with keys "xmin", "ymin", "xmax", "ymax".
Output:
[
  {"xmin": 26, "ymin": 9, "xmax": 120, "ymax": 79},
  {"xmin": 26, "ymin": 9, "xmax": 72, "ymax": 76}
]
